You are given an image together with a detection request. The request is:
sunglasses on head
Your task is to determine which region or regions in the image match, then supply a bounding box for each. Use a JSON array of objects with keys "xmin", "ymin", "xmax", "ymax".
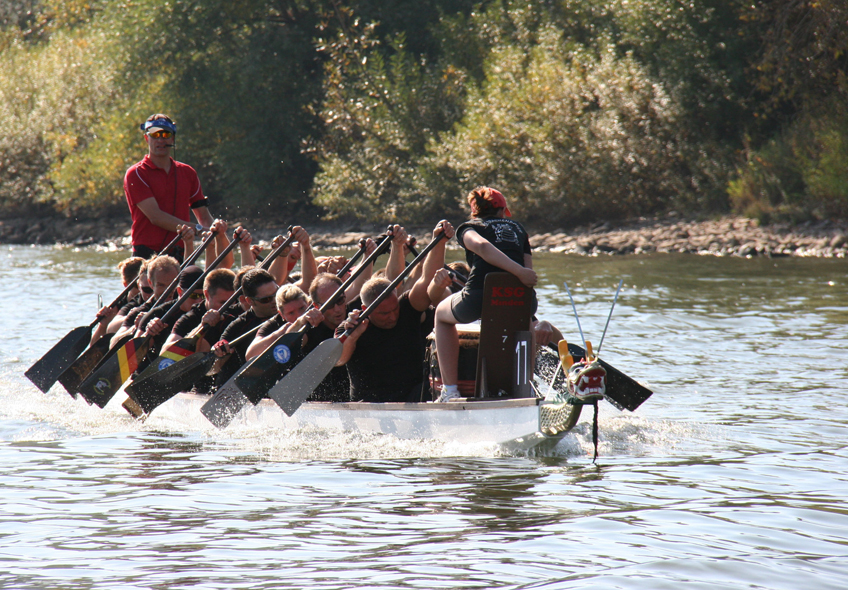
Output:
[
  {"xmin": 147, "ymin": 131, "xmax": 173, "ymax": 139},
  {"xmin": 251, "ymin": 294, "xmax": 275, "ymax": 304}
]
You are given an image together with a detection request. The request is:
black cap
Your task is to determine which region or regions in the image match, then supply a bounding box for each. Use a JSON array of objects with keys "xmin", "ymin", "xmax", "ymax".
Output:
[{"xmin": 178, "ymin": 265, "xmax": 204, "ymax": 290}]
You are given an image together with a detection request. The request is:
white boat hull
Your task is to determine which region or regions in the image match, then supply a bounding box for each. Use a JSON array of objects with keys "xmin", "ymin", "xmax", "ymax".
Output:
[{"xmin": 158, "ymin": 393, "xmax": 581, "ymax": 451}]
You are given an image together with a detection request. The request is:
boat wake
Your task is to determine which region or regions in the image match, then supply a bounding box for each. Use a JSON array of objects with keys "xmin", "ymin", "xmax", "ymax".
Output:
[{"xmin": 0, "ymin": 371, "xmax": 706, "ymax": 461}]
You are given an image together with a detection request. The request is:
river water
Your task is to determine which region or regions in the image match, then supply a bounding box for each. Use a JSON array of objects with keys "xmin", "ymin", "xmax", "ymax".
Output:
[{"xmin": 1, "ymin": 244, "xmax": 846, "ymax": 589}]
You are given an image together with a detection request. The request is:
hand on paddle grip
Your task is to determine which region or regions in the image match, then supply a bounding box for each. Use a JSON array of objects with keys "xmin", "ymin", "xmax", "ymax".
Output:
[
  {"xmin": 533, "ymin": 320, "xmax": 556, "ymax": 347},
  {"xmin": 433, "ymin": 219, "xmax": 455, "ymax": 240},
  {"xmin": 233, "ymin": 226, "xmax": 252, "ymax": 247},
  {"xmin": 388, "ymin": 225, "xmax": 408, "ymax": 249},
  {"xmin": 95, "ymin": 305, "xmax": 119, "ymax": 324},
  {"xmin": 142, "ymin": 318, "xmax": 169, "ymax": 338},
  {"xmin": 212, "ymin": 339, "xmax": 232, "ymax": 357},
  {"xmin": 209, "ymin": 218, "xmax": 228, "ymax": 236},
  {"xmin": 339, "ymin": 309, "xmax": 368, "ymax": 340},
  {"xmin": 291, "ymin": 225, "xmax": 310, "ymax": 247},
  {"xmin": 431, "ymin": 268, "xmax": 453, "ymax": 291},
  {"xmin": 202, "ymin": 309, "xmax": 223, "ymax": 327},
  {"xmin": 177, "ymin": 223, "xmax": 196, "ymax": 242}
]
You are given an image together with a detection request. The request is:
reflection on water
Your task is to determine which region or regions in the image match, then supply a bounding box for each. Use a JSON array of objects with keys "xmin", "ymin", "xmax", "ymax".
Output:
[{"xmin": 1, "ymin": 245, "xmax": 847, "ymax": 589}]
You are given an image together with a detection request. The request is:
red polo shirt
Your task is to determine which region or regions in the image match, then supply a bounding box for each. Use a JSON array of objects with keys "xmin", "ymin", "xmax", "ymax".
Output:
[{"xmin": 124, "ymin": 155, "xmax": 205, "ymax": 250}]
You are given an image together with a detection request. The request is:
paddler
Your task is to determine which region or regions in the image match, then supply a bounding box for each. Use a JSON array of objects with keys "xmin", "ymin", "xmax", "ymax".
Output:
[
  {"xmin": 111, "ymin": 255, "xmax": 181, "ymax": 347},
  {"xmin": 336, "ymin": 221, "xmax": 455, "ymax": 403},
  {"xmin": 433, "ymin": 187, "xmax": 538, "ymax": 402},
  {"xmin": 211, "ymin": 268, "xmax": 280, "ymax": 387},
  {"xmin": 89, "ymin": 256, "xmax": 145, "ymax": 345}
]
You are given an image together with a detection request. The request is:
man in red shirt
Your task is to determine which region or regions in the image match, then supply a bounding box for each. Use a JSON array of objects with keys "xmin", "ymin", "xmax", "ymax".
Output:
[{"xmin": 124, "ymin": 113, "xmax": 215, "ymax": 261}]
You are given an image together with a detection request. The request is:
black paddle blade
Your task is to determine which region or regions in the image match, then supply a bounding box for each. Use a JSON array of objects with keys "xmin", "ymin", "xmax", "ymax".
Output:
[
  {"xmin": 132, "ymin": 334, "xmax": 200, "ymax": 384},
  {"xmin": 234, "ymin": 332, "xmax": 305, "ymax": 405},
  {"xmin": 567, "ymin": 343, "xmax": 652, "ymax": 411},
  {"xmin": 25, "ymin": 325, "xmax": 92, "ymax": 393},
  {"xmin": 200, "ymin": 366, "xmax": 251, "ymax": 429},
  {"xmin": 57, "ymin": 333, "xmax": 112, "ymax": 397},
  {"xmin": 77, "ymin": 337, "xmax": 149, "ymax": 408},
  {"xmin": 125, "ymin": 352, "xmax": 216, "ymax": 415},
  {"xmin": 269, "ymin": 338, "xmax": 343, "ymax": 417}
]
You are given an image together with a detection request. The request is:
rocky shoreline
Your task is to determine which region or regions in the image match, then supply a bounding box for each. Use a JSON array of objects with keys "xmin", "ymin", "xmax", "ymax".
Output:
[{"xmin": 1, "ymin": 214, "xmax": 846, "ymax": 258}]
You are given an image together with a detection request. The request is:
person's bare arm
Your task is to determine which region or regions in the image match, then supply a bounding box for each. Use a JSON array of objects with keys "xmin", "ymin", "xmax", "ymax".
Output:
[
  {"xmin": 408, "ymin": 220, "xmax": 454, "ymax": 311},
  {"xmin": 384, "ymin": 225, "xmax": 407, "ymax": 283},
  {"xmin": 462, "ymin": 230, "xmax": 537, "ymax": 287}
]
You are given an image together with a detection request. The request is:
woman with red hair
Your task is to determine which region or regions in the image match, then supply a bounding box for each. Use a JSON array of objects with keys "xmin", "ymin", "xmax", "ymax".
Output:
[{"xmin": 433, "ymin": 187, "xmax": 538, "ymax": 402}]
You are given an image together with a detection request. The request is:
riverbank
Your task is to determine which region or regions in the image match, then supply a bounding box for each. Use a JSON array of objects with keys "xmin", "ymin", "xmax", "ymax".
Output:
[{"xmin": 1, "ymin": 214, "xmax": 846, "ymax": 258}]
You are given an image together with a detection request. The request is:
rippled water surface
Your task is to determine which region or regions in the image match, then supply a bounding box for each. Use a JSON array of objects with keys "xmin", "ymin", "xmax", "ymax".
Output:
[{"xmin": 1, "ymin": 245, "xmax": 846, "ymax": 589}]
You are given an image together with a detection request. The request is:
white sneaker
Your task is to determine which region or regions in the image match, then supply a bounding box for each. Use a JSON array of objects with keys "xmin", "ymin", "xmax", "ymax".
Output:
[{"xmin": 436, "ymin": 386, "xmax": 460, "ymax": 403}]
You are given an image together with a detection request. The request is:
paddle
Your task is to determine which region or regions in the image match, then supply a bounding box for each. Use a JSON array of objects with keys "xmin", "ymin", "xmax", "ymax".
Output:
[
  {"xmin": 121, "ymin": 322, "xmax": 265, "ymax": 418},
  {"xmin": 77, "ymin": 232, "xmax": 241, "ymax": 408},
  {"xmin": 130, "ymin": 227, "xmax": 295, "ymax": 382},
  {"xmin": 24, "ymin": 230, "xmax": 191, "ymax": 394},
  {"xmin": 407, "ymin": 241, "xmax": 468, "ymax": 286},
  {"xmin": 268, "ymin": 231, "xmax": 448, "ymax": 417},
  {"xmin": 200, "ymin": 229, "xmax": 394, "ymax": 428},
  {"xmin": 234, "ymin": 230, "xmax": 392, "ymax": 403},
  {"xmin": 562, "ymin": 280, "xmax": 651, "ymax": 411},
  {"xmin": 123, "ymin": 228, "xmax": 299, "ymax": 414},
  {"xmin": 56, "ymin": 230, "xmax": 216, "ymax": 397}
]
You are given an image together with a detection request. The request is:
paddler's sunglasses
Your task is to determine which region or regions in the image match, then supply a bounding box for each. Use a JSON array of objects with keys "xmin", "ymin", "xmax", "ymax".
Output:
[
  {"xmin": 251, "ymin": 294, "xmax": 275, "ymax": 304},
  {"xmin": 185, "ymin": 291, "xmax": 204, "ymax": 300},
  {"xmin": 147, "ymin": 131, "xmax": 173, "ymax": 139},
  {"xmin": 329, "ymin": 295, "xmax": 346, "ymax": 308},
  {"xmin": 140, "ymin": 286, "xmax": 154, "ymax": 295}
]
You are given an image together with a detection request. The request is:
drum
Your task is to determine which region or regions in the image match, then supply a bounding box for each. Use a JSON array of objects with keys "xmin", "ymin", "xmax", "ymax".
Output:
[{"xmin": 426, "ymin": 323, "xmax": 480, "ymax": 399}]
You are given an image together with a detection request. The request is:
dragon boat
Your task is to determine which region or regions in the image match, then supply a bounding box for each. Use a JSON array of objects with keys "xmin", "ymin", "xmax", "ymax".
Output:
[{"xmin": 147, "ymin": 274, "xmax": 651, "ymax": 453}]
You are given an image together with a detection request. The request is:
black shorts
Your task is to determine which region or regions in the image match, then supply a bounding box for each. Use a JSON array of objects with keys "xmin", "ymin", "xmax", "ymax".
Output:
[
  {"xmin": 450, "ymin": 287, "xmax": 538, "ymax": 324},
  {"xmin": 449, "ymin": 289, "xmax": 484, "ymax": 324}
]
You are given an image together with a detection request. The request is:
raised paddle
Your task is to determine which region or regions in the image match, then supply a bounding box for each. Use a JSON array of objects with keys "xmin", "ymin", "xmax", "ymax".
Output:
[
  {"xmin": 268, "ymin": 230, "xmax": 448, "ymax": 417},
  {"xmin": 130, "ymin": 227, "xmax": 295, "ymax": 383},
  {"xmin": 233, "ymin": 230, "xmax": 393, "ymax": 403},
  {"xmin": 200, "ymin": 229, "xmax": 395, "ymax": 428},
  {"xmin": 77, "ymin": 232, "xmax": 242, "ymax": 408},
  {"xmin": 56, "ymin": 230, "xmax": 217, "ymax": 398},
  {"xmin": 123, "ymin": 227, "xmax": 300, "ymax": 414},
  {"xmin": 407, "ymin": 241, "xmax": 468, "ymax": 286},
  {"xmin": 25, "ymin": 230, "xmax": 192, "ymax": 394}
]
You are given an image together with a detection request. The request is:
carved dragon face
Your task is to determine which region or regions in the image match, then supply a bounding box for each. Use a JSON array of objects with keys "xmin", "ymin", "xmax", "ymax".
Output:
[{"xmin": 566, "ymin": 359, "xmax": 606, "ymax": 402}]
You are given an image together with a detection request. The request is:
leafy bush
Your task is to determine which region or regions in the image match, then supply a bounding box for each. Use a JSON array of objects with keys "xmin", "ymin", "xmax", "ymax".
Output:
[{"xmin": 729, "ymin": 98, "xmax": 848, "ymax": 222}]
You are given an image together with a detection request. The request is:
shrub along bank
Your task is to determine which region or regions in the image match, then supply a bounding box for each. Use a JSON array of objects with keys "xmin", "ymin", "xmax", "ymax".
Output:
[{"xmin": 0, "ymin": 1, "xmax": 845, "ymax": 227}]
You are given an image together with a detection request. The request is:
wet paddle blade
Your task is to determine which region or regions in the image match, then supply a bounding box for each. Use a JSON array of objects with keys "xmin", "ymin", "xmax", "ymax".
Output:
[
  {"xmin": 200, "ymin": 364, "xmax": 252, "ymax": 429},
  {"xmin": 234, "ymin": 332, "xmax": 305, "ymax": 405},
  {"xmin": 132, "ymin": 334, "xmax": 201, "ymax": 384},
  {"xmin": 56, "ymin": 333, "xmax": 112, "ymax": 397},
  {"xmin": 567, "ymin": 343, "xmax": 652, "ymax": 411},
  {"xmin": 125, "ymin": 352, "xmax": 216, "ymax": 415},
  {"xmin": 268, "ymin": 338, "xmax": 343, "ymax": 417},
  {"xmin": 25, "ymin": 325, "xmax": 92, "ymax": 393},
  {"xmin": 78, "ymin": 337, "xmax": 150, "ymax": 408}
]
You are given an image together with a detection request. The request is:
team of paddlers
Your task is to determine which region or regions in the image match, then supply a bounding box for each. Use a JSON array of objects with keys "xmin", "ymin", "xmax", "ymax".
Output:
[{"xmin": 82, "ymin": 196, "xmax": 564, "ymax": 410}]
